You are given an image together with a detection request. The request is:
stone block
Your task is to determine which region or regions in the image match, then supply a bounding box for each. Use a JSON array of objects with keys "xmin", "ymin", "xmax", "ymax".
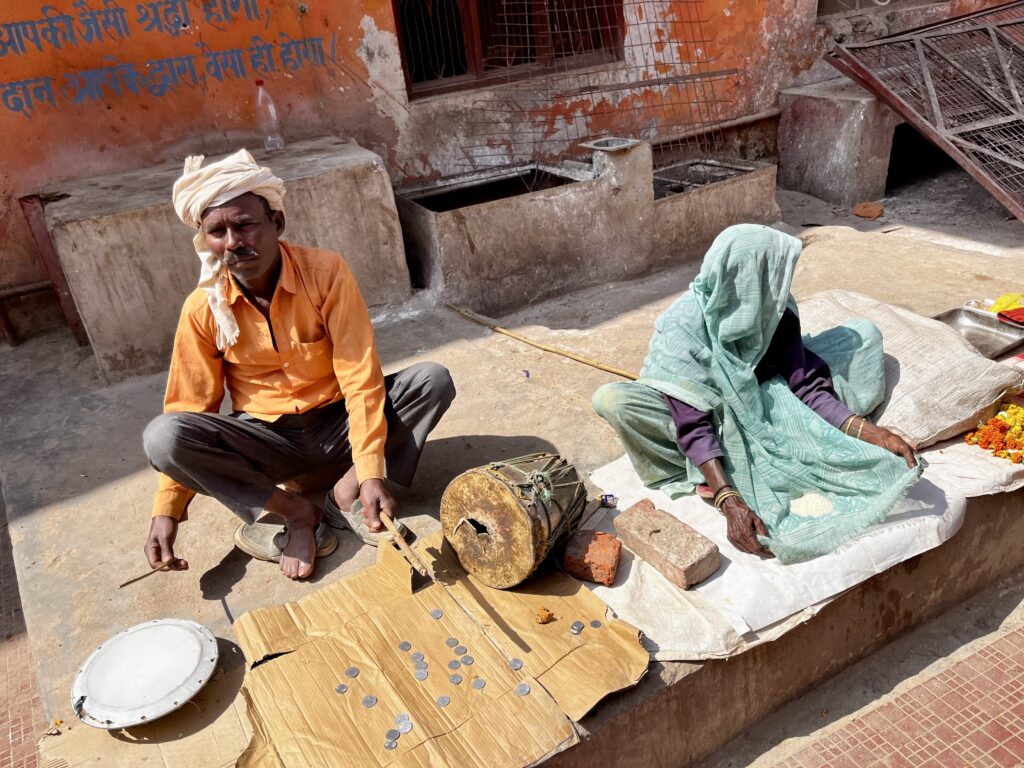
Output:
[
  {"xmin": 563, "ymin": 530, "xmax": 622, "ymax": 586},
  {"xmin": 614, "ymin": 499, "xmax": 719, "ymax": 589},
  {"xmin": 778, "ymin": 77, "xmax": 903, "ymax": 207}
]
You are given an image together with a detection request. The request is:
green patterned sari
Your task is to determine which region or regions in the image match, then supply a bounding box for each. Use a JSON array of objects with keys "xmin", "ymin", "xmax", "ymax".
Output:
[{"xmin": 601, "ymin": 224, "xmax": 921, "ymax": 563}]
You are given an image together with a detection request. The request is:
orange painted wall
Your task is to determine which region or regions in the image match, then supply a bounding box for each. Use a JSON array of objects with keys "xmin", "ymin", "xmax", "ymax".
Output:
[
  {"xmin": 0, "ymin": 0, "xmax": 397, "ymax": 297},
  {"xmin": 0, "ymin": 0, "xmax": 1009, "ymax": 336}
]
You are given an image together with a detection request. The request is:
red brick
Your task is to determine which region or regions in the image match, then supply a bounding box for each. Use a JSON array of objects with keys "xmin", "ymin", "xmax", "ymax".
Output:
[
  {"xmin": 852, "ymin": 201, "xmax": 885, "ymax": 220},
  {"xmin": 1003, "ymin": 735, "xmax": 1024, "ymax": 759},
  {"xmin": 563, "ymin": 530, "xmax": 622, "ymax": 586},
  {"xmin": 931, "ymin": 748, "xmax": 966, "ymax": 768},
  {"xmin": 991, "ymin": 745, "xmax": 1022, "ymax": 767},
  {"xmin": 879, "ymin": 725, "xmax": 915, "ymax": 750},
  {"xmin": 843, "ymin": 742, "xmax": 881, "ymax": 764},
  {"xmin": 981, "ymin": 719, "xmax": 1016, "ymax": 745},
  {"xmin": 861, "ymin": 707, "xmax": 893, "ymax": 733},
  {"xmin": 613, "ymin": 499, "xmax": 719, "ymax": 588},
  {"xmin": 965, "ymin": 728, "xmax": 999, "ymax": 753},
  {"xmin": 791, "ymin": 745, "xmax": 829, "ymax": 768},
  {"xmin": 881, "ymin": 755, "xmax": 917, "ymax": 768}
]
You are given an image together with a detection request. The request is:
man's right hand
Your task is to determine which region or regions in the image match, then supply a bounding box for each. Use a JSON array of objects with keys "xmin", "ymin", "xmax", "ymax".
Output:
[
  {"xmin": 720, "ymin": 496, "xmax": 774, "ymax": 558},
  {"xmin": 145, "ymin": 515, "xmax": 189, "ymax": 571},
  {"xmin": 359, "ymin": 477, "xmax": 398, "ymax": 533}
]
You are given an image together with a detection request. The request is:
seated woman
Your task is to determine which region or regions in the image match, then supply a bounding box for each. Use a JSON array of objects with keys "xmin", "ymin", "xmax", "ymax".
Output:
[{"xmin": 593, "ymin": 224, "xmax": 920, "ymax": 564}]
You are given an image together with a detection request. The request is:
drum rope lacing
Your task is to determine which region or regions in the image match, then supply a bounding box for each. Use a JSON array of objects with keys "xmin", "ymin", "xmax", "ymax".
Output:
[{"xmin": 483, "ymin": 453, "xmax": 588, "ymax": 541}]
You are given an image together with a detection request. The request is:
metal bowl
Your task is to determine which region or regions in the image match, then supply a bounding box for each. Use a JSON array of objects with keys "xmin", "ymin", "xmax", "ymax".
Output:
[{"xmin": 932, "ymin": 306, "xmax": 1024, "ymax": 359}]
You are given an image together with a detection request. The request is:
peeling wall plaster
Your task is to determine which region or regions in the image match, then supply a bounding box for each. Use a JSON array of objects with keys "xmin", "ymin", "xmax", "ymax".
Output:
[{"xmin": 2, "ymin": 0, "xmax": 1004, "ymax": 333}]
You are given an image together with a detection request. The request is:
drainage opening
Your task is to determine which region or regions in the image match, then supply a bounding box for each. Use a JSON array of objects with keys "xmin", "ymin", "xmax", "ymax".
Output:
[
  {"xmin": 407, "ymin": 168, "xmax": 574, "ymax": 213},
  {"xmin": 653, "ymin": 159, "xmax": 751, "ymax": 199},
  {"xmin": 886, "ymin": 123, "xmax": 957, "ymax": 194},
  {"xmin": 401, "ymin": 227, "xmax": 429, "ymax": 290}
]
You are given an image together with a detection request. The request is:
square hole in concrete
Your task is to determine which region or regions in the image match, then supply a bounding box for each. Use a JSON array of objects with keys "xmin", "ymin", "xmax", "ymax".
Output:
[
  {"xmin": 405, "ymin": 166, "xmax": 577, "ymax": 212},
  {"xmin": 653, "ymin": 159, "xmax": 753, "ymax": 199}
]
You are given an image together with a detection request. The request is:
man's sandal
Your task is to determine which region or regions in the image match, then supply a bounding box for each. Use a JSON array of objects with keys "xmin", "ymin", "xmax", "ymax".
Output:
[
  {"xmin": 322, "ymin": 492, "xmax": 407, "ymax": 547},
  {"xmin": 233, "ymin": 521, "xmax": 338, "ymax": 562}
]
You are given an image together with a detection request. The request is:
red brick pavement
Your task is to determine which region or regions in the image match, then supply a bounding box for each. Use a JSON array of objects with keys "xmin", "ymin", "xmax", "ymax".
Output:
[
  {"xmin": 774, "ymin": 628, "xmax": 1024, "ymax": 768},
  {"xmin": 1, "ymin": 501, "xmax": 41, "ymax": 768}
]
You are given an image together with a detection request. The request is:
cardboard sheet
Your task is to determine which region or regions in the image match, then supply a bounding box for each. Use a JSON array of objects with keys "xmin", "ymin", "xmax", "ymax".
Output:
[
  {"xmin": 233, "ymin": 534, "xmax": 648, "ymax": 768},
  {"xmin": 588, "ymin": 436, "xmax": 1024, "ymax": 660}
]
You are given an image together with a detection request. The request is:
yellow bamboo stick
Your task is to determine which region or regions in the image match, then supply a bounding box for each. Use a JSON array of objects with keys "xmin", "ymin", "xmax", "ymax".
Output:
[{"xmin": 446, "ymin": 304, "xmax": 639, "ymax": 381}]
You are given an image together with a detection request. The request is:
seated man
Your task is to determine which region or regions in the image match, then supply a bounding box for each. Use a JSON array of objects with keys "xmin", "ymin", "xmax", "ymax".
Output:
[
  {"xmin": 143, "ymin": 149, "xmax": 455, "ymax": 579},
  {"xmin": 593, "ymin": 224, "xmax": 919, "ymax": 564}
]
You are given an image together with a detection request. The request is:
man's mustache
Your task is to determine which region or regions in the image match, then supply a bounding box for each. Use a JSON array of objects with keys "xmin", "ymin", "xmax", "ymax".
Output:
[{"xmin": 226, "ymin": 246, "xmax": 259, "ymax": 260}]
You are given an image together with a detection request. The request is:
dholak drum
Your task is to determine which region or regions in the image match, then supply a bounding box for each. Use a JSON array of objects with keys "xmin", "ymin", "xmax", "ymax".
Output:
[{"xmin": 440, "ymin": 453, "xmax": 588, "ymax": 589}]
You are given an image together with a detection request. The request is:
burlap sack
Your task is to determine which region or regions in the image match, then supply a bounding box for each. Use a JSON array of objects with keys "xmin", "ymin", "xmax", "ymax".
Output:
[{"xmin": 798, "ymin": 289, "xmax": 1024, "ymax": 449}]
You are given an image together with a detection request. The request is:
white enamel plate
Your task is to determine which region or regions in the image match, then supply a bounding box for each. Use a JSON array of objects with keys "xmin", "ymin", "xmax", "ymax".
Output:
[{"xmin": 71, "ymin": 618, "xmax": 219, "ymax": 729}]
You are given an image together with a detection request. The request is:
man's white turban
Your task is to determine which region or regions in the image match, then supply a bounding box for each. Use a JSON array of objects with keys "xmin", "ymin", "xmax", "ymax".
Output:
[{"xmin": 171, "ymin": 149, "xmax": 286, "ymax": 350}]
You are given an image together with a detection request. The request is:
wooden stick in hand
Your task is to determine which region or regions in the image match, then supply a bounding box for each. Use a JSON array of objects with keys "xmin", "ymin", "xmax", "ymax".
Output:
[{"xmin": 379, "ymin": 513, "xmax": 431, "ymax": 578}]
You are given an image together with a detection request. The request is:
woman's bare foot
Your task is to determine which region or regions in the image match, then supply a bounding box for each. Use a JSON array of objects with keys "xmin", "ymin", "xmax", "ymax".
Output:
[{"xmin": 265, "ymin": 489, "xmax": 321, "ymax": 580}]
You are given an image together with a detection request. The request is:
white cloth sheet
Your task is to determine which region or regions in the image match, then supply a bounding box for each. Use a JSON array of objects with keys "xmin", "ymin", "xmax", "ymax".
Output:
[{"xmin": 588, "ymin": 439, "xmax": 1024, "ymax": 660}]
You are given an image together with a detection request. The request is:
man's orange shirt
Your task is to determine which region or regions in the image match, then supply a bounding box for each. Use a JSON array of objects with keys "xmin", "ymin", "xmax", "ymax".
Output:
[{"xmin": 152, "ymin": 241, "xmax": 386, "ymax": 520}]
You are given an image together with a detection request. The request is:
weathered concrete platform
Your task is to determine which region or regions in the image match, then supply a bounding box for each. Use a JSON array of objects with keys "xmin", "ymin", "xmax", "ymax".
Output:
[
  {"xmin": 6, "ymin": 171, "xmax": 1024, "ymax": 764},
  {"xmin": 40, "ymin": 137, "xmax": 410, "ymax": 383},
  {"xmin": 550, "ymin": 489, "xmax": 1024, "ymax": 767},
  {"xmin": 396, "ymin": 143, "xmax": 779, "ymax": 316}
]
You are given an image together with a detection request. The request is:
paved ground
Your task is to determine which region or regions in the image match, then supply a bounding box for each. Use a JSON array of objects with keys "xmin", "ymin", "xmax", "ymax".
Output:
[
  {"xmin": 781, "ymin": 627, "xmax": 1024, "ymax": 767},
  {"xmin": 1, "ymin": 493, "xmax": 41, "ymax": 768},
  {"xmin": 779, "ymin": 162, "xmax": 1024, "ymax": 260},
  {"xmin": 2, "ymin": 162, "xmax": 1023, "ymax": 765},
  {"xmin": 698, "ymin": 569, "xmax": 1024, "ymax": 768}
]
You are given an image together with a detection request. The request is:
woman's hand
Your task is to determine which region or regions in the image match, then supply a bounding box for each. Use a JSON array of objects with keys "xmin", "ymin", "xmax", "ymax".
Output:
[
  {"xmin": 720, "ymin": 495, "xmax": 774, "ymax": 557},
  {"xmin": 854, "ymin": 418, "xmax": 918, "ymax": 468},
  {"xmin": 699, "ymin": 458, "xmax": 773, "ymax": 557}
]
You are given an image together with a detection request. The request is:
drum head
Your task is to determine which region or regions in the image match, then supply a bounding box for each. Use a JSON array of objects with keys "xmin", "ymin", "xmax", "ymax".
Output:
[
  {"xmin": 441, "ymin": 466, "xmax": 550, "ymax": 589},
  {"xmin": 71, "ymin": 618, "xmax": 219, "ymax": 729}
]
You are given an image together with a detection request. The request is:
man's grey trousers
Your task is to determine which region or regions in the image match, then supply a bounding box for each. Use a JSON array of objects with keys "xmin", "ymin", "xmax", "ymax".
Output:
[{"xmin": 143, "ymin": 362, "xmax": 456, "ymax": 523}]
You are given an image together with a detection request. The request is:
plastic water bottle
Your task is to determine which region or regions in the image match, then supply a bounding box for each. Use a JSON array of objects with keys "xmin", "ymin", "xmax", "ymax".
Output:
[{"xmin": 255, "ymin": 79, "xmax": 284, "ymax": 151}]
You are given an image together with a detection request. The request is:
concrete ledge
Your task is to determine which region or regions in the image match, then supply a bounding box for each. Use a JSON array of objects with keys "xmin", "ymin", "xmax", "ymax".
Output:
[
  {"xmin": 547, "ymin": 488, "xmax": 1024, "ymax": 767},
  {"xmin": 397, "ymin": 143, "xmax": 780, "ymax": 317},
  {"xmin": 652, "ymin": 163, "xmax": 780, "ymax": 265},
  {"xmin": 41, "ymin": 137, "xmax": 411, "ymax": 382},
  {"xmin": 778, "ymin": 78, "xmax": 903, "ymax": 208}
]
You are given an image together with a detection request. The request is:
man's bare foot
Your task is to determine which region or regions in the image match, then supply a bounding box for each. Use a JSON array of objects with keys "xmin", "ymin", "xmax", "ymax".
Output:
[
  {"xmin": 265, "ymin": 489, "xmax": 321, "ymax": 580},
  {"xmin": 281, "ymin": 520, "xmax": 316, "ymax": 579},
  {"xmin": 332, "ymin": 465, "xmax": 359, "ymax": 512}
]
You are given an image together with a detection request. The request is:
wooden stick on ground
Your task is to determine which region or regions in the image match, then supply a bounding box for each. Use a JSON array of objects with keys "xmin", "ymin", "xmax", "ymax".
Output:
[
  {"xmin": 446, "ymin": 304, "xmax": 639, "ymax": 381},
  {"xmin": 380, "ymin": 513, "xmax": 432, "ymax": 578},
  {"xmin": 118, "ymin": 560, "xmax": 175, "ymax": 589}
]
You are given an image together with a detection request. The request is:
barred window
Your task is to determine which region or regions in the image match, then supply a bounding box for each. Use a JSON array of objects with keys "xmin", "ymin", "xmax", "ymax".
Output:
[{"xmin": 393, "ymin": 0, "xmax": 626, "ymax": 97}]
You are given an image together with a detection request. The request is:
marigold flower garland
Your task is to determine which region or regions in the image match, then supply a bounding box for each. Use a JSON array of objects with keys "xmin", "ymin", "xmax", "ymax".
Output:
[{"xmin": 965, "ymin": 402, "xmax": 1024, "ymax": 464}]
